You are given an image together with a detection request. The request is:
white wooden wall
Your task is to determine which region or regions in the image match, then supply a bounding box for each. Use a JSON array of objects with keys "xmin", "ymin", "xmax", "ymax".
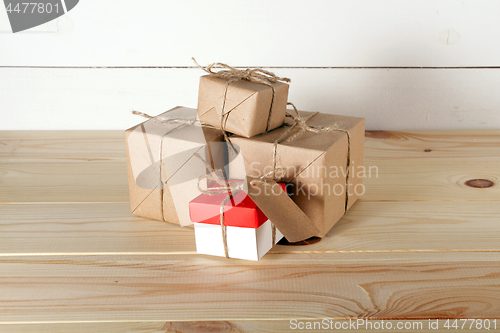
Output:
[{"xmin": 1, "ymin": 0, "xmax": 499, "ymax": 130}]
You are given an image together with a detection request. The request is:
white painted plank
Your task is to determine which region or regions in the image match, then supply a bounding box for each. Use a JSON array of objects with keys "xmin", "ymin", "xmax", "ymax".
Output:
[
  {"xmin": 0, "ymin": 2, "xmax": 59, "ymax": 33},
  {"xmin": 1, "ymin": 0, "xmax": 500, "ymax": 67},
  {"xmin": 1, "ymin": 68, "xmax": 499, "ymax": 130}
]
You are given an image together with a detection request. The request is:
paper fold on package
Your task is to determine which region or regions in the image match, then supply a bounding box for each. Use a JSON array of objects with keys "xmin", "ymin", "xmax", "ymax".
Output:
[
  {"xmin": 246, "ymin": 177, "xmax": 321, "ymax": 243},
  {"xmin": 227, "ymin": 141, "xmax": 321, "ymax": 242},
  {"xmin": 197, "ymin": 75, "xmax": 289, "ymax": 138},
  {"xmin": 230, "ymin": 110, "xmax": 366, "ymax": 239},
  {"xmin": 126, "ymin": 106, "xmax": 226, "ymax": 226}
]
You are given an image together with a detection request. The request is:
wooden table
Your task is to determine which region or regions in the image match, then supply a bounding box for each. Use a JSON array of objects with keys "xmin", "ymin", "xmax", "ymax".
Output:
[{"xmin": 1, "ymin": 130, "xmax": 499, "ymax": 332}]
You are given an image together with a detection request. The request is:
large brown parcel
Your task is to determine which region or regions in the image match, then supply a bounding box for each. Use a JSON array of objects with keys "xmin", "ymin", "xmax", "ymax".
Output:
[
  {"xmin": 229, "ymin": 111, "xmax": 365, "ymax": 239},
  {"xmin": 125, "ymin": 106, "xmax": 226, "ymax": 225}
]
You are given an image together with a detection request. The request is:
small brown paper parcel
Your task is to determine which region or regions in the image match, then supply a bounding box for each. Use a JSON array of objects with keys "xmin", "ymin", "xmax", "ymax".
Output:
[
  {"xmin": 125, "ymin": 106, "xmax": 226, "ymax": 225},
  {"xmin": 229, "ymin": 111, "xmax": 365, "ymax": 241},
  {"xmin": 197, "ymin": 75, "xmax": 289, "ymax": 138}
]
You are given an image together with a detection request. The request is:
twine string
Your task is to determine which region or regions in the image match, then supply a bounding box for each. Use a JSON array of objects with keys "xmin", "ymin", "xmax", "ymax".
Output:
[
  {"xmin": 133, "ymin": 110, "xmax": 198, "ymax": 221},
  {"xmin": 132, "ymin": 110, "xmax": 219, "ymax": 129},
  {"xmin": 284, "ymin": 103, "xmax": 352, "ymax": 212},
  {"xmin": 193, "ymin": 153, "xmax": 245, "ymax": 258},
  {"xmin": 194, "ymin": 154, "xmax": 284, "ymax": 257},
  {"xmin": 193, "ymin": 58, "xmax": 290, "ymax": 139},
  {"xmin": 249, "ymin": 167, "xmax": 289, "ymax": 246},
  {"xmin": 133, "ymin": 109, "xmax": 220, "ymax": 221},
  {"xmin": 134, "ymin": 110, "xmax": 241, "ymax": 257},
  {"xmin": 133, "ymin": 98, "xmax": 353, "ymax": 249},
  {"xmin": 249, "ymin": 102, "xmax": 352, "ymax": 219},
  {"xmin": 192, "ymin": 59, "xmax": 292, "ymax": 254}
]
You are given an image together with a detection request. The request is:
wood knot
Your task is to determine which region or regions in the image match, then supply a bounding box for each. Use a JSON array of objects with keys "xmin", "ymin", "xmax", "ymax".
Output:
[
  {"xmin": 424, "ymin": 149, "xmax": 432, "ymax": 152},
  {"xmin": 465, "ymin": 179, "xmax": 495, "ymax": 188},
  {"xmin": 278, "ymin": 236, "xmax": 322, "ymax": 246}
]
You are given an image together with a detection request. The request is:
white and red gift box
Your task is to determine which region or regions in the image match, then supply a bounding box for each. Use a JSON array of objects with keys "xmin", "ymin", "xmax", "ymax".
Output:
[{"xmin": 189, "ymin": 183, "xmax": 286, "ymax": 261}]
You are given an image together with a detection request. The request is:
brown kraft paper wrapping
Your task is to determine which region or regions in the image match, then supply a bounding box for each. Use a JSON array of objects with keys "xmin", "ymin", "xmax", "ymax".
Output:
[
  {"xmin": 230, "ymin": 111, "xmax": 365, "ymax": 240},
  {"xmin": 197, "ymin": 75, "xmax": 289, "ymax": 138},
  {"xmin": 125, "ymin": 106, "xmax": 226, "ymax": 225},
  {"xmin": 247, "ymin": 177, "xmax": 321, "ymax": 242}
]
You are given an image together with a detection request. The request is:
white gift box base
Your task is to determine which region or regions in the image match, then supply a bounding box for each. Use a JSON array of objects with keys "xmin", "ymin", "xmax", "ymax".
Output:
[{"xmin": 194, "ymin": 220, "xmax": 284, "ymax": 261}]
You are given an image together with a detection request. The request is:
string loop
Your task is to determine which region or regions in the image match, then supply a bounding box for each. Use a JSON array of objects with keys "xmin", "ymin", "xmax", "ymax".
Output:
[{"xmin": 193, "ymin": 58, "xmax": 290, "ymax": 141}]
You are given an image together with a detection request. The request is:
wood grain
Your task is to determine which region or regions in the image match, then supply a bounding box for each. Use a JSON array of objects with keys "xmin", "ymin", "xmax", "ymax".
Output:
[
  {"xmin": 2, "ymin": 130, "xmax": 500, "ymax": 162},
  {"xmin": 1, "ymin": 130, "xmax": 499, "ymax": 327},
  {"xmin": 0, "ymin": 162, "xmax": 128, "ymax": 203},
  {"xmin": 0, "ymin": 320, "xmax": 481, "ymax": 333},
  {"xmin": 0, "ymin": 131, "xmax": 126, "ymax": 163},
  {"xmin": 2, "ymin": 157, "xmax": 499, "ymax": 203},
  {"xmin": 364, "ymin": 130, "xmax": 500, "ymax": 160},
  {"xmin": 2, "ymin": 130, "xmax": 499, "ymax": 204},
  {"xmin": 1, "ymin": 254, "xmax": 499, "ymax": 322},
  {"xmin": 362, "ymin": 158, "xmax": 500, "ymax": 202},
  {"xmin": 0, "ymin": 203, "xmax": 194, "ymax": 254},
  {"xmin": 1, "ymin": 201, "xmax": 500, "ymax": 255}
]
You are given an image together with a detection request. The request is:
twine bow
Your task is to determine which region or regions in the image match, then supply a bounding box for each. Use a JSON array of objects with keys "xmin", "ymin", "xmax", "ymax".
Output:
[
  {"xmin": 132, "ymin": 110, "xmax": 201, "ymax": 128},
  {"xmin": 195, "ymin": 162, "xmax": 245, "ymax": 259},
  {"xmin": 249, "ymin": 167, "xmax": 288, "ymax": 194},
  {"xmin": 133, "ymin": 102, "xmax": 352, "ymax": 248},
  {"xmin": 251, "ymin": 102, "xmax": 352, "ymax": 214},
  {"xmin": 193, "ymin": 58, "xmax": 290, "ymax": 85},
  {"xmin": 193, "ymin": 58, "xmax": 290, "ymax": 143},
  {"xmin": 133, "ymin": 110, "xmax": 262, "ymax": 258}
]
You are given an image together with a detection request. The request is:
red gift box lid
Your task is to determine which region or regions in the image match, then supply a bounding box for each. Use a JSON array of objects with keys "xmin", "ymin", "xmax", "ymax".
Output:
[{"xmin": 189, "ymin": 182, "xmax": 287, "ymax": 229}]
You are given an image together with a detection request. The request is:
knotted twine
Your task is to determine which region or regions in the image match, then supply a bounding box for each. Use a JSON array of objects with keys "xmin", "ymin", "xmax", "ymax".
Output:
[
  {"xmin": 194, "ymin": 153, "xmax": 295, "ymax": 257},
  {"xmin": 133, "ymin": 110, "xmax": 277, "ymax": 258},
  {"xmin": 133, "ymin": 103, "xmax": 353, "ymax": 251},
  {"xmin": 194, "ymin": 156, "xmax": 244, "ymax": 259},
  {"xmin": 249, "ymin": 102, "xmax": 352, "ymax": 214},
  {"xmin": 132, "ymin": 109, "xmax": 219, "ymax": 223},
  {"xmin": 134, "ymin": 103, "xmax": 352, "ymax": 254},
  {"xmin": 193, "ymin": 58, "xmax": 290, "ymax": 143}
]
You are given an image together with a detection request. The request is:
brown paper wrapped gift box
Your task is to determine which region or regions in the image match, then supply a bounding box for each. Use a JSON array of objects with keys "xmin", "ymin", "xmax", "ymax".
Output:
[
  {"xmin": 229, "ymin": 111, "xmax": 365, "ymax": 240},
  {"xmin": 125, "ymin": 107, "xmax": 226, "ymax": 225},
  {"xmin": 125, "ymin": 106, "xmax": 365, "ymax": 243},
  {"xmin": 197, "ymin": 75, "xmax": 289, "ymax": 138}
]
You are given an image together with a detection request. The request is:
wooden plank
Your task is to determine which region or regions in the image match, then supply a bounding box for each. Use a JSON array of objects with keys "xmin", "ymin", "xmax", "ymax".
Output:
[
  {"xmin": 2, "ymin": 68, "xmax": 500, "ymax": 131},
  {"xmin": 0, "ymin": 320, "xmax": 489, "ymax": 333},
  {"xmin": 0, "ymin": 162, "xmax": 129, "ymax": 203},
  {"xmin": 0, "ymin": 203, "xmax": 195, "ymax": 254},
  {"xmin": 361, "ymin": 158, "xmax": 500, "ymax": 202},
  {"xmin": 2, "ymin": 130, "xmax": 499, "ymax": 162},
  {"xmin": 0, "ymin": 131, "xmax": 498, "ymax": 327},
  {"xmin": 364, "ymin": 130, "xmax": 500, "ymax": 160},
  {"xmin": 0, "ymin": 131, "xmax": 126, "ymax": 163},
  {"xmin": 1, "ymin": 201, "xmax": 499, "ymax": 255},
  {"xmin": 0, "ymin": 253, "xmax": 499, "ymax": 322},
  {"xmin": 325, "ymin": 201, "xmax": 500, "ymax": 252},
  {"xmin": 2, "ymin": 1, "xmax": 500, "ymax": 67},
  {"xmin": 2, "ymin": 157, "xmax": 499, "ymax": 203}
]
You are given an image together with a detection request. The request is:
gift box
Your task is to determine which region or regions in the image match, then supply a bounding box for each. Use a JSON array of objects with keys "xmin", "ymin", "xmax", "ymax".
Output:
[
  {"xmin": 197, "ymin": 75, "xmax": 289, "ymax": 138},
  {"xmin": 189, "ymin": 182, "xmax": 286, "ymax": 260},
  {"xmin": 229, "ymin": 111, "xmax": 365, "ymax": 241},
  {"xmin": 125, "ymin": 106, "xmax": 226, "ymax": 225}
]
